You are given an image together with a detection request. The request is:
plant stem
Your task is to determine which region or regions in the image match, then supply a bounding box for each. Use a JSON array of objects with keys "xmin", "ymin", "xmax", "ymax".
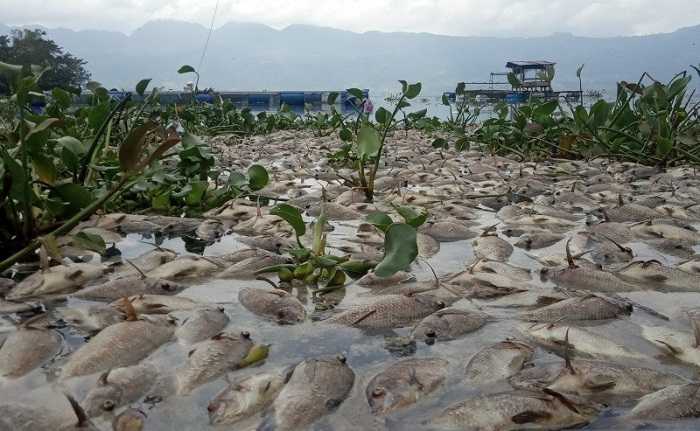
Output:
[
  {"xmin": 367, "ymin": 95, "xmax": 406, "ymax": 201},
  {"xmin": 17, "ymin": 106, "xmax": 34, "ymax": 243}
]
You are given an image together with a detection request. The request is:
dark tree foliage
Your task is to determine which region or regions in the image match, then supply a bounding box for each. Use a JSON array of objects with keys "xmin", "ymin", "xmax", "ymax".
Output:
[{"xmin": 0, "ymin": 29, "xmax": 90, "ymax": 94}]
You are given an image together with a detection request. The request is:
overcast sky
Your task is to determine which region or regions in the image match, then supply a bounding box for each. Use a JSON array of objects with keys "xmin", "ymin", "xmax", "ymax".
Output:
[{"xmin": 3, "ymin": 0, "xmax": 700, "ymax": 37}]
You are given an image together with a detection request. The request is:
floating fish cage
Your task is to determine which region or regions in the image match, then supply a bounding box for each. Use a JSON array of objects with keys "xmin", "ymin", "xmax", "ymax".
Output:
[{"xmin": 443, "ymin": 90, "xmax": 581, "ymax": 105}]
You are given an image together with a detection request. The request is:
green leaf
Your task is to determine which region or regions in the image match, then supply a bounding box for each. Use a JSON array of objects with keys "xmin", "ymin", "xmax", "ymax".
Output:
[
  {"xmin": 135, "ymin": 78, "xmax": 152, "ymax": 96},
  {"xmin": 228, "ymin": 172, "xmax": 248, "ymax": 188},
  {"xmin": 327, "ymin": 92, "xmax": 339, "ymax": 105},
  {"xmin": 32, "ymin": 154, "xmax": 56, "ymax": 184},
  {"xmin": 51, "ymin": 88, "xmax": 73, "ymax": 108},
  {"xmin": 533, "ymin": 100, "xmax": 559, "ymax": 119},
  {"xmin": 441, "ymin": 94, "xmax": 450, "ymax": 106},
  {"xmin": 338, "ymin": 260, "xmax": 376, "ymax": 279},
  {"xmin": 178, "ymin": 65, "xmax": 196, "ymax": 74},
  {"xmin": 0, "ymin": 61, "xmax": 23, "ymax": 80},
  {"xmin": 151, "ymin": 192, "xmax": 170, "ymax": 210},
  {"xmin": 86, "ymin": 81, "xmax": 102, "ymax": 92},
  {"xmin": 375, "ymin": 107, "xmax": 391, "ymax": 125},
  {"xmin": 576, "ymin": 64, "xmax": 585, "ymax": 79},
  {"xmin": 431, "ymin": 138, "xmax": 448, "ymax": 149},
  {"xmin": 394, "ymin": 205, "xmax": 428, "ymax": 228},
  {"xmin": 54, "ymin": 183, "xmax": 95, "ymax": 214},
  {"xmin": 73, "ymin": 232, "xmax": 107, "ymax": 254},
  {"xmin": 507, "ymin": 72, "xmax": 521, "ymax": 88},
  {"xmin": 374, "ymin": 223, "xmax": 418, "ymax": 277},
  {"xmin": 247, "ymin": 164, "xmax": 269, "ymax": 191},
  {"xmin": 312, "ymin": 211, "xmax": 328, "ymax": 255},
  {"xmin": 271, "ymin": 204, "xmax": 306, "ymax": 237},
  {"xmin": 358, "ymin": 126, "xmax": 380, "ymax": 160},
  {"xmin": 26, "ymin": 118, "xmax": 59, "ymax": 141},
  {"xmin": 404, "ymin": 83, "xmax": 422, "ymax": 99},
  {"xmin": 185, "ymin": 181, "xmax": 208, "ymax": 206},
  {"xmin": 455, "ymin": 82, "xmax": 466, "ymax": 95},
  {"xmin": 590, "ymin": 100, "xmax": 611, "ymax": 129},
  {"xmin": 455, "ymin": 137, "xmax": 470, "ymax": 151},
  {"xmin": 366, "ymin": 211, "xmax": 394, "ymax": 232},
  {"xmin": 399, "ymin": 80, "xmax": 408, "ymax": 93},
  {"xmin": 339, "ymin": 128, "xmax": 353, "ymax": 142}
]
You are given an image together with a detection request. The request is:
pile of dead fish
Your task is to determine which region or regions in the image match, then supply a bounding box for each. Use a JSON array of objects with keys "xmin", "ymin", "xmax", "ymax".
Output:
[{"xmin": 1, "ymin": 129, "xmax": 700, "ymax": 430}]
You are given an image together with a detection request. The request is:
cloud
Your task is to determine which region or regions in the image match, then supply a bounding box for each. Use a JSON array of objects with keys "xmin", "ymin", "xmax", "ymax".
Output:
[{"xmin": 3, "ymin": 0, "xmax": 699, "ymax": 37}]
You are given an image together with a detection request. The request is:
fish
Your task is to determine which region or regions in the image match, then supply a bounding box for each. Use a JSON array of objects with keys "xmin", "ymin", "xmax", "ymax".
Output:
[
  {"xmin": 111, "ymin": 249, "xmax": 178, "ymax": 278},
  {"xmin": 632, "ymin": 222, "xmax": 700, "ymax": 242},
  {"xmin": 112, "ymin": 408, "xmax": 146, "ymax": 431},
  {"xmin": 515, "ymin": 232, "xmax": 563, "ymax": 250},
  {"xmin": 207, "ymin": 369, "xmax": 290, "ymax": 425},
  {"xmin": 546, "ymin": 265, "xmax": 643, "ymax": 293},
  {"xmin": 641, "ymin": 325, "xmax": 700, "ymax": 367},
  {"xmin": 615, "ymin": 260, "xmax": 700, "ymax": 292},
  {"xmin": 446, "ymin": 272, "xmax": 530, "ymax": 299},
  {"xmin": 236, "ymin": 235, "xmax": 293, "ymax": 253},
  {"xmin": 147, "ymin": 255, "xmax": 222, "ymax": 280},
  {"xmin": 430, "ymin": 389, "xmax": 599, "ymax": 430},
  {"xmin": 60, "ymin": 317, "xmax": 174, "ymax": 379},
  {"xmin": 233, "ymin": 215, "xmax": 293, "ymax": 236},
  {"xmin": 7, "ymin": 263, "xmax": 107, "ymax": 299},
  {"xmin": 176, "ymin": 331, "xmax": 254, "ymax": 395},
  {"xmin": 465, "ymin": 340, "xmax": 535, "ymax": 384},
  {"xmin": 195, "ymin": 219, "xmax": 224, "ymax": 241},
  {"xmin": 520, "ymin": 323, "xmax": 645, "ymax": 360},
  {"xmin": 0, "ymin": 299, "xmax": 41, "ymax": 314},
  {"xmin": 324, "ymin": 294, "xmax": 445, "ymax": 329},
  {"xmin": 417, "ymin": 232, "xmax": 440, "ymax": 257},
  {"xmin": 175, "ymin": 307, "xmax": 230, "ymax": 345},
  {"xmin": 419, "ymin": 221, "xmax": 477, "ymax": 242},
  {"xmin": 471, "ymin": 260, "xmax": 532, "ymax": 282},
  {"xmin": 114, "ymin": 294, "xmax": 203, "ymax": 315},
  {"xmin": 545, "ymin": 359, "xmax": 688, "ymax": 398},
  {"xmin": 59, "ymin": 304, "xmax": 126, "ymax": 333},
  {"xmin": 0, "ymin": 278, "xmax": 16, "ymax": 296},
  {"xmin": 599, "ymin": 203, "xmax": 660, "ymax": 222},
  {"xmin": 0, "ymin": 393, "xmax": 99, "ymax": 431},
  {"xmin": 588, "ymin": 222, "xmax": 634, "ymax": 244},
  {"xmin": 627, "ymin": 383, "xmax": 700, "ymax": 419},
  {"xmin": 82, "ymin": 363, "xmax": 159, "ymax": 417},
  {"xmin": 72, "ymin": 276, "xmax": 186, "ymax": 301},
  {"xmin": 307, "ymin": 202, "xmax": 362, "ymax": 220},
  {"xmin": 238, "ymin": 288, "xmax": 306, "ymax": 324},
  {"xmin": 260, "ymin": 355, "xmax": 354, "ymax": 431},
  {"xmin": 366, "ymin": 357, "xmax": 448, "ymax": 415},
  {"xmin": 411, "ymin": 309, "xmax": 488, "ymax": 341},
  {"xmin": 473, "ymin": 234, "xmax": 513, "ymax": 262},
  {"xmin": 357, "ymin": 271, "xmax": 414, "ymax": 287},
  {"xmin": 0, "ymin": 318, "xmax": 62, "ymax": 378},
  {"xmin": 217, "ymin": 254, "xmax": 290, "ymax": 279},
  {"xmin": 520, "ymin": 294, "xmax": 633, "ymax": 322}
]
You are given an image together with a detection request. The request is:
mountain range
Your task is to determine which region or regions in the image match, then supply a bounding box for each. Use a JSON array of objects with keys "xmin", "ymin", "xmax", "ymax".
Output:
[{"xmin": 1, "ymin": 20, "xmax": 699, "ymax": 95}]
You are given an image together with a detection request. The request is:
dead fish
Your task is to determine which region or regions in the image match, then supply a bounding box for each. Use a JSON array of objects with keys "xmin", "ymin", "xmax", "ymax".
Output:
[
  {"xmin": 147, "ymin": 255, "xmax": 221, "ymax": 280},
  {"xmin": 324, "ymin": 294, "xmax": 445, "ymax": 329},
  {"xmin": 112, "ymin": 408, "xmax": 146, "ymax": 431},
  {"xmin": 111, "ymin": 249, "xmax": 178, "ymax": 278},
  {"xmin": 599, "ymin": 203, "xmax": 660, "ymax": 222},
  {"xmin": 486, "ymin": 290, "xmax": 567, "ymax": 310},
  {"xmin": 420, "ymin": 221, "xmax": 477, "ymax": 242},
  {"xmin": 465, "ymin": 340, "xmax": 534, "ymax": 384},
  {"xmin": 615, "ymin": 260, "xmax": 700, "ymax": 292},
  {"xmin": 641, "ymin": 325, "xmax": 700, "ymax": 367},
  {"xmin": 632, "ymin": 222, "xmax": 700, "ymax": 242},
  {"xmin": 646, "ymin": 238, "xmax": 697, "ymax": 259},
  {"xmin": 471, "ymin": 260, "xmax": 532, "ymax": 282},
  {"xmin": 176, "ymin": 331, "xmax": 254, "ymax": 395},
  {"xmin": 546, "ymin": 265, "xmax": 643, "ymax": 293},
  {"xmin": 83, "ymin": 363, "xmax": 159, "ymax": 417},
  {"xmin": 0, "ymin": 299, "xmax": 41, "ymax": 314},
  {"xmin": 0, "ymin": 318, "xmax": 62, "ymax": 378},
  {"xmin": 366, "ymin": 358, "xmax": 448, "ymax": 415},
  {"xmin": 195, "ymin": 219, "xmax": 224, "ymax": 241},
  {"xmin": 430, "ymin": 389, "xmax": 598, "ymax": 430},
  {"xmin": 357, "ymin": 271, "xmax": 414, "ymax": 287},
  {"xmin": 417, "ymin": 232, "xmax": 440, "ymax": 257},
  {"xmin": 521, "ymin": 294, "xmax": 632, "ymax": 322},
  {"xmin": 0, "ymin": 393, "xmax": 98, "ymax": 431},
  {"xmin": 588, "ymin": 222, "xmax": 634, "ymax": 244},
  {"xmin": 59, "ymin": 305, "xmax": 126, "ymax": 333},
  {"xmin": 627, "ymin": 383, "xmax": 700, "ymax": 419},
  {"xmin": 233, "ymin": 215, "xmax": 292, "ymax": 236},
  {"xmin": 678, "ymin": 257, "xmax": 700, "ymax": 275},
  {"xmin": 217, "ymin": 254, "xmax": 290, "ymax": 279},
  {"xmin": 412, "ymin": 309, "xmax": 488, "ymax": 341},
  {"xmin": 260, "ymin": 355, "xmax": 354, "ymax": 431},
  {"xmin": 238, "ymin": 287, "xmax": 305, "ymax": 324},
  {"xmin": 207, "ymin": 369, "xmax": 289, "ymax": 425},
  {"xmin": 0, "ymin": 278, "xmax": 16, "ymax": 297},
  {"xmin": 175, "ymin": 307, "xmax": 230, "ymax": 345},
  {"xmin": 236, "ymin": 235, "xmax": 293, "ymax": 253},
  {"xmin": 473, "ymin": 234, "xmax": 513, "ymax": 262},
  {"xmin": 307, "ymin": 202, "xmax": 361, "ymax": 220},
  {"xmin": 7, "ymin": 263, "xmax": 107, "ymax": 300},
  {"xmin": 72, "ymin": 276, "xmax": 185, "ymax": 301},
  {"xmin": 61, "ymin": 317, "xmax": 174, "ymax": 379},
  {"xmin": 520, "ymin": 323, "xmax": 645, "ymax": 360},
  {"xmin": 515, "ymin": 232, "xmax": 563, "ymax": 250},
  {"xmin": 545, "ymin": 359, "xmax": 687, "ymax": 398},
  {"xmin": 446, "ymin": 272, "xmax": 530, "ymax": 299},
  {"xmin": 204, "ymin": 200, "xmax": 260, "ymax": 221},
  {"xmin": 115, "ymin": 295, "xmax": 203, "ymax": 315}
]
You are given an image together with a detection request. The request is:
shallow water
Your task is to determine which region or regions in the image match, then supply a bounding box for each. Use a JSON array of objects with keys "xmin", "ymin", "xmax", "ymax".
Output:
[{"xmin": 3, "ymin": 132, "xmax": 700, "ymax": 430}]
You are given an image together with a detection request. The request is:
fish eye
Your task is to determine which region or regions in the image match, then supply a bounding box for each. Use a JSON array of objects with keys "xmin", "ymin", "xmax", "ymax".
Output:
[
  {"xmin": 436, "ymin": 301, "xmax": 446, "ymax": 309},
  {"xmin": 425, "ymin": 330, "xmax": 437, "ymax": 338},
  {"xmin": 241, "ymin": 331, "xmax": 251, "ymax": 339},
  {"xmin": 336, "ymin": 354, "xmax": 347, "ymax": 363},
  {"xmin": 102, "ymin": 400, "xmax": 116, "ymax": 411},
  {"xmin": 371, "ymin": 387, "xmax": 385, "ymax": 397},
  {"xmin": 207, "ymin": 402, "xmax": 219, "ymax": 413}
]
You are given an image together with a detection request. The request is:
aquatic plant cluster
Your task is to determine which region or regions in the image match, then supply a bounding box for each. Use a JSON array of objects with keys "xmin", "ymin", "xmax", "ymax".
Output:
[{"xmin": 1, "ymin": 60, "xmax": 700, "ymax": 431}]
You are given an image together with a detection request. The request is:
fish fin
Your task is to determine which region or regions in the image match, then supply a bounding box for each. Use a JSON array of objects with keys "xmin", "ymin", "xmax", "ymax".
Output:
[
  {"xmin": 565, "ymin": 238, "xmax": 578, "ymax": 269},
  {"xmin": 644, "ymin": 274, "xmax": 668, "ymax": 283},
  {"xmin": 655, "ymin": 339, "xmax": 681, "ymax": 355},
  {"xmin": 67, "ymin": 269, "xmax": 84, "ymax": 281},
  {"xmin": 351, "ymin": 309, "xmax": 377, "ymax": 326},
  {"xmin": 563, "ymin": 328, "xmax": 576, "ymax": 375},
  {"xmin": 584, "ymin": 378, "xmax": 617, "ymax": 392},
  {"xmin": 511, "ymin": 410, "xmax": 552, "ymax": 424},
  {"xmin": 98, "ymin": 370, "xmax": 110, "ymax": 386},
  {"xmin": 124, "ymin": 259, "xmax": 147, "ymax": 279},
  {"xmin": 119, "ymin": 297, "xmax": 139, "ymax": 321},
  {"xmin": 692, "ymin": 322, "xmax": 700, "ymax": 349},
  {"xmin": 64, "ymin": 393, "xmax": 89, "ymax": 427},
  {"xmin": 542, "ymin": 388, "xmax": 580, "ymax": 414}
]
